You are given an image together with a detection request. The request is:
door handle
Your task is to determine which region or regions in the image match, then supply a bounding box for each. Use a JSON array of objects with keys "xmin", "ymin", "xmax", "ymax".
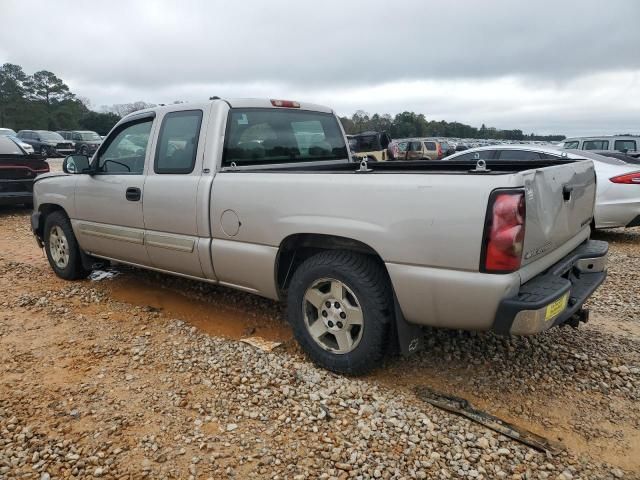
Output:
[
  {"xmin": 562, "ymin": 185, "xmax": 573, "ymax": 201},
  {"xmin": 126, "ymin": 187, "xmax": 141, "ymax": 202}
]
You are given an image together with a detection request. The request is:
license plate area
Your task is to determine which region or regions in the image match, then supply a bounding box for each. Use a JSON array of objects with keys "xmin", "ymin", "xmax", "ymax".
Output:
[{"xmin": 545, "ymin": 293, "xmax": 569, "ymax": 321}]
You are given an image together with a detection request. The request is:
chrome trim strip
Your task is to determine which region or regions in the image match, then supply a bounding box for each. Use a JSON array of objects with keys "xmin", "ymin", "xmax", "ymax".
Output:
[
  {"xmin": 78, "ymin": 222, "xmax": 144, "ymax": 244},
  {"xmin": 144, "ymin": 233, "xmax": 195, "ymax": 253}
]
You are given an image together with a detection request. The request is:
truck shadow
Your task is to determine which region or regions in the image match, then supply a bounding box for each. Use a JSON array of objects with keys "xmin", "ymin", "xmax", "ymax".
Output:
[{"xmin": 592, "ymin": 226, "xmax": 640, "ymax": 245}]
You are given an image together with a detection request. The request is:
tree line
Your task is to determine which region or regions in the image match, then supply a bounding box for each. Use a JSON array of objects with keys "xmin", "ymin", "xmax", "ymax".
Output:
[
  {"xmin": 340, "ymin": 110, "xmax": 566, "ymax": 141},
  {"xmin": 2, "ymin": 63, "xmax": 566, "ymax": 141},
  {"xmin": 0, "ymin": 63, "xmax": 158, "ymax": 135}
]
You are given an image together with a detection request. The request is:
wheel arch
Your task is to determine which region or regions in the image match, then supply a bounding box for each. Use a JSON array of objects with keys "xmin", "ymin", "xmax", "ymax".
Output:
[
  {"xmin": 275, "ymin": 233, "xmax": 387, "ymax": 299},
  {"xmin": 35, "ymin": 203, "xmax": 69, "ymax": 239}
]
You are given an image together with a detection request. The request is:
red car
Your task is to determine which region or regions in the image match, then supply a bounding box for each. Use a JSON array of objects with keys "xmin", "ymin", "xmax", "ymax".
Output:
[{"xmin": 0, "ymin": 135, "xmax": 50, "ymax": 206}]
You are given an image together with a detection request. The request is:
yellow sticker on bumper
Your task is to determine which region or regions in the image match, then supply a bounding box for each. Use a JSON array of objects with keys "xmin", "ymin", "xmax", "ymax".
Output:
[{"xmin": 545, "ymin": 294, "xmax": 569, "ymax": 321}]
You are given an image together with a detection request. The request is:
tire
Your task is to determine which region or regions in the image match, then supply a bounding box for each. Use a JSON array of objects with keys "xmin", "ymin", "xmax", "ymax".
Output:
[
  {"xmin": 287, "ymin": 250, "xmax": 393, "ymax": 375},
  {"xmin": 43, "ymin": 211, "xmax": 89, "ymax": 280},
  {"xmin": 40, "ymin": 146, "xmax": 48, "ymax": 158},
  {"xmin": 80, "ymin": 145, "xmax": 88, "ymax": 156}
]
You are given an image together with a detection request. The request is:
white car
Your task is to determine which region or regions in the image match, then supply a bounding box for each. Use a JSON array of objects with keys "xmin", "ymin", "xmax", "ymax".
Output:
[
  {"xmin": 446, "ymin": 144, "xmax": 640, "ymax": 229},
  {"xmin": 7, "ymin": 135, "xmax": 35, "ymax": 154}
]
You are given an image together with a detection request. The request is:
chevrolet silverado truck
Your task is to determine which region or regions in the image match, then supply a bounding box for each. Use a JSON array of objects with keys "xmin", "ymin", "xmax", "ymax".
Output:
[{"xmin": 30, "ymin": 98, "xmax": 608, "ymax": 375}]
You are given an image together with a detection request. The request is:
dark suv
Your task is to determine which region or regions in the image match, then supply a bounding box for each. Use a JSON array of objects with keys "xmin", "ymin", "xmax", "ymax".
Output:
[
  {"xmin": 16, "ymin": 130, "xmax": 75, "ymax": 158},
  {"xmin": 0, "ymin": 135, "xmax": 49, "ymax": 206},
  {"xmin": 57, "ymin": 130, "xmax": 102, "ymax": 156}
]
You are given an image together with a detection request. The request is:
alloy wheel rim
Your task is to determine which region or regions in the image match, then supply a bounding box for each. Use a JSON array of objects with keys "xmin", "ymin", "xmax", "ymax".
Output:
[
  {"xmin": 49, "ymin": 226, "xmax": 70, "ymax": 269},
  {"xmin": 302, "ymin": 278, "xmax": 364, "ymax": 354}
]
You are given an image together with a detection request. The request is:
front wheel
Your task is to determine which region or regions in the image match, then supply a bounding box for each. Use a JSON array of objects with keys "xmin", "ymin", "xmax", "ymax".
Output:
[
  {"xmin": 287, "ymin": 250, "xmax": 393, "ymax": 375},
  {"xmin": 40, "ymin": 146, "xmax": 49, "ymax": 158},
  {"xmin": 44, "ymin": 211, "xmax": 89, "ymax": 280}
]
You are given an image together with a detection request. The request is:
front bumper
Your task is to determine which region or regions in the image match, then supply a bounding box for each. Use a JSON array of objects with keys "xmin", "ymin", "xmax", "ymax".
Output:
[
  {"xmin": 0, "ymin": 179, "xmax": 34, "ymax": 205},
  {"xmin": 493, "ymin": 240, "xmax": 608, "ymax": 335},
  {"xmin": 55, "ymin": 148, "xmax": 75, "ymax": 156}
]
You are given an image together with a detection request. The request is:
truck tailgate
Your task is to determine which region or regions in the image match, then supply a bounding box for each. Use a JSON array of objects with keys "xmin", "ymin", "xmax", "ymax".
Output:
[{"xmin": 520, "ymin": 160, "xmax": 596, "ymax": 268}]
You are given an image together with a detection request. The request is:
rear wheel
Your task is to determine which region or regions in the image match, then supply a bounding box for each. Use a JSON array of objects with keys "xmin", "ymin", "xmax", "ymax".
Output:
[
  {"xmin": 287, "ymin": 250, "xmax": 392, "ymax": 375},
  {"xmin": 40, "ymin": 146, "xmax": 48, "ymax": 158},
  {"xmin": 44, "ymin": 211, "xmax": 89, "ymax": 280},
  {"xmin": 80, "ymin": 145, "xmax": 88, "ymax": 155}
]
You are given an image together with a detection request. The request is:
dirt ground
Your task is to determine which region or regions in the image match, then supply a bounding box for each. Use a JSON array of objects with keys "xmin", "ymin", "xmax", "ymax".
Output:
[{"xmin": 1, "ymin": 204, "xmax": 639, "ymax": 479}]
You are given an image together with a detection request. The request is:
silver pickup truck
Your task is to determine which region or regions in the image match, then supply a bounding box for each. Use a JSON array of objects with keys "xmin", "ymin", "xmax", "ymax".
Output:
[{"xmin": 31, "ymin": 98, "xmax": 608, "ymax": 374}]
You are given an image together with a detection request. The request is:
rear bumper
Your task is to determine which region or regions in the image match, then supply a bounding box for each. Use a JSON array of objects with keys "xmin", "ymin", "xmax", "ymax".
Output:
[{"xmin": 493, "ymin": 240, "xmax": 608, "ymax": 335}]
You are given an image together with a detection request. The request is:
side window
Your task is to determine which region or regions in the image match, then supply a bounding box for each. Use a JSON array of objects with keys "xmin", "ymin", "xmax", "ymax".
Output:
[
  {"xmin": 409, "ymin": 141, "xmax": 422, "ymax": 151},
  {"xmin": 454, "ymin": 150, "xmax": 494, "ymax": 161},
  {"xmin": 154, "ymin": 110, "xmax": 203, "ymax": 174},
  {"xmin": 582, "ymin": 140, "xmax": 608, "ymax": 150},
  {"xmin": 72, "ymin": 132, "xmax": 82, "ymax": 141},
  {"xmin": 563, "ymin": 141, "xmax": 579, "ymax": 149},
  {"xmin": 497, "ymin": 150, "xmax": 541, "ymax": 160},
  {"xmin": 97, "ymin": 119, "xmax": 153, "ymax": 174},
  {"xmin": 614, "ymin": 140, "xmax": 636, "ymax": 152},
  {"xmin": 424, "ymin": 141, "xmax": 436, "ymax": 151}
]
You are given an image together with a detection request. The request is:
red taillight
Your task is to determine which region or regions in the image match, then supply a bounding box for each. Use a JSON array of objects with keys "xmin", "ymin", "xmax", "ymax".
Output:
[
  {"xmin": 483, "ymin": 191, "xmax": 526, "ymax": 273},
  {"xmin": 610, "ymin": 172, "xmax": 640, "ymax": 184},
  {"xmin": 270, "ymin": 99, "xmax": 300, "ymax": 108}
]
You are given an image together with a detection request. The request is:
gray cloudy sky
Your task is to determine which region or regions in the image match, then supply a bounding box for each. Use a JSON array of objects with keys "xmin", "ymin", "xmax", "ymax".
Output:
[{"xmin": 1, "ymin": 0, "xmax": 639, "ymax": 135}]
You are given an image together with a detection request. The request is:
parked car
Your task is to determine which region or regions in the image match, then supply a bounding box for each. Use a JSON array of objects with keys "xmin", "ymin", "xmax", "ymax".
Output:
[
  {"xmin": 561, "ymin": 135, "xmax": 640, "ymax": 157},
  {"xmin": 57, "ymin": 130, "xmax": 102, "ymax": 156},
  {"xmin": 587, "ymin": 150, "xmax": 640, "ymax": 165},
  {"xmin": 398, "ymin": 139, "xmax": 448, "ymax": 160},
  {"xmin": 348, "ymin": 131, "xmax": 392, "ymax": 161},
  {"xmin": 445, "ymin": 145, "xmax": 640, "ymax": 229},
  {"xmin": 16, "ymin": 130, "xmax": 75, "ymax": 158},
  {"xmin": 0, "ymin": 128, "xmax": 17, "ymax": 137},
  {"xmin": 0, "ymin": 135, "xmax": 50, "ymax": 206},
  {"xmin": 7, "ymin": 135, "xmax": 35, "ymax": 154},
  {"xmin": 31, "ymin": 98, "xmax": 607, "ymax": 375}
]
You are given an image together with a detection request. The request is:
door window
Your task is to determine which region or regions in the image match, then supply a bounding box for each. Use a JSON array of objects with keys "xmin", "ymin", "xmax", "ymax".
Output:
[
  {"xmin": 97, "ymin": 119, "xmax": 153, "ymax": 174},
  {"xmin": 154, "ymin": 110, "xmax": 203, "ymax": 174},
  {"xmin": 614, "ymin": 140, "xmax": 636, "ymax": 152},
  {"xmin": 423, "ymin": 141, "xmax": 436, "ymax": 151},
  {"xmin": 582, "ymin": 140, "xmax": 609, "ymax": 150},
  {"xmin": 563, "ymin": 141, "xmax": 579, "ymax": 149},
  {"xmin": 409, "ymin": 141, "xmax": 422, "ymax": 151}
]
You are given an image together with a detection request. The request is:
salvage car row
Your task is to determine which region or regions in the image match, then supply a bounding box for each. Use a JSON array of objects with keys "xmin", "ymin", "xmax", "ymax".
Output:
[{"xmin": 0, "ymin": 127, "xmax": 102, "ymax": 157}]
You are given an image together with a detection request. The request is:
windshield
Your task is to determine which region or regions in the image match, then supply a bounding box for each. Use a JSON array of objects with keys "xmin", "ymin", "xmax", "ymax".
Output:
[
  {"xmin": 38, "ymin": 131, "xmax": 64, "ymax": 142},
  {"xmin": 223, "ymin": 109, "xmax": 348, "ymax": 166},
  {"xmin": 0, "ymin": 128, "xmax": 17, "ymax": 136},
  {"xmin": 79, "ymin": 132, "xmax": 101, "ymax": 141}
]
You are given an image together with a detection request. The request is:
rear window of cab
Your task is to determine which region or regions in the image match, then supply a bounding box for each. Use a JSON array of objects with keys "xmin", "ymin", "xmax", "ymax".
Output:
[{"xmin": 223, "ymin": 109, "xmax": 348, "ymax": 166}]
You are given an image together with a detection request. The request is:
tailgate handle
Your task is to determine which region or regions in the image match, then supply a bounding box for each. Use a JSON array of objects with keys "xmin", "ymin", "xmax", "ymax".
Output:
[{"xmin": 562, "ymin": 185, "xmax": 573, "ymax": 201}]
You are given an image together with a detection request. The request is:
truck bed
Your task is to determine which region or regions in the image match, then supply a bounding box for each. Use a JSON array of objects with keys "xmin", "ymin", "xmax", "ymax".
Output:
[{"xmin": 223, "ymin": 159, "xmax": 577, "ymax": 174}]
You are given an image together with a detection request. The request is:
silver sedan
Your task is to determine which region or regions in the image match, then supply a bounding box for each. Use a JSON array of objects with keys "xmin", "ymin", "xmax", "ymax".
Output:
[{"xmin": 445, "ymin": 144, "xmax": 640, "ymax": 229}]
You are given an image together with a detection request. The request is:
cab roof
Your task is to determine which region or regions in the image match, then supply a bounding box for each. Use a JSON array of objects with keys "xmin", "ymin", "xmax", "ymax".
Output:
[{"xmin": 125, "ymin": 98, "xmax": 334, "ymax": 120}]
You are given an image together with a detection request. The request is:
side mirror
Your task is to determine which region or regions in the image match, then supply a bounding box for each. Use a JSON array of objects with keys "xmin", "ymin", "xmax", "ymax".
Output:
[{"xmin": 63, "ymin": 154, "xmax": 91, "ymax": 174}]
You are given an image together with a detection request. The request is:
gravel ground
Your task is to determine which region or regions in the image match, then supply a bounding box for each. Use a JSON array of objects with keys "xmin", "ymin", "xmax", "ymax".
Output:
[{"xmin": 0, "ymin": 208, "xmax": 638, "ymax": 479}]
